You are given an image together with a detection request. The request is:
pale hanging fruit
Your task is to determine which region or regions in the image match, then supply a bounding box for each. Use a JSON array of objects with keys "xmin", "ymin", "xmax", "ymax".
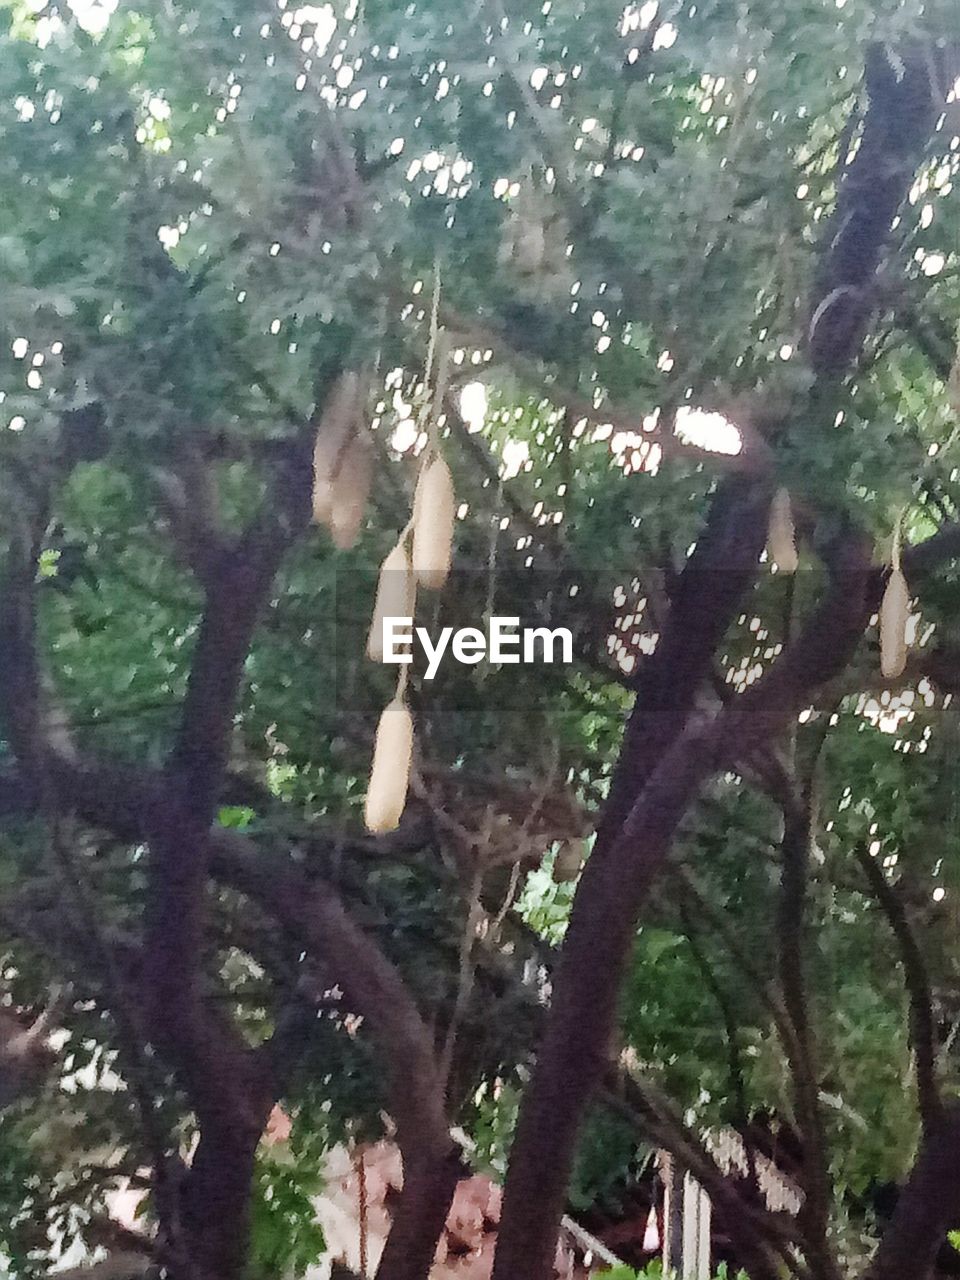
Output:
[
  {"xmin": 767, "ymin": 487, "xmax": 798, "ymax": 573},
  {"xmin": 312, "ymin": 371, "xmax": 361, "ymax": 525},
  {"xmin": 365, "ymin": 697, "xmax": 414, "ymax": 834},
  {"xmin": 329, "ymin": 433, "xmax": 373, "ymax": 550},
  {"xmin": 412, "ymin": 455, "xmax": 455, "ymax": 590},
  {"xmin": 553, "ymin": 839, "xmax": 586, "ymax": 883},
  {"xmin": 880, "ymin": 566, "xmax": 910, "ymax": 679},
  {"xmin": 368, "ymin": 537, "xmax": 417, "ymax": 661}
]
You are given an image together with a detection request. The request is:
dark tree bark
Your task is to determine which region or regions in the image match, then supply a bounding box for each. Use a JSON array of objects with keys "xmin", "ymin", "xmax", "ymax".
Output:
[
  {"xmin": 375, "ymin": 1152, "xmax": 464, "ymax": 1280},
  {"xmin": 856, "ymin": 846, "xmax": 941, "ymax": 1138},
  {"xmin": 807, "ymin": 43, "xmax": 951, "ymax": 378},
  {"xmin": 213, "ymin": 837, "xmax": 459, "ymax": 1280},
  {"xmin": 777, "ymin": 797, "xmax": 839, "ymax": 1280},
  {"xmin": 0, "ymin": 496, "xmax": 954, "ymax": 1279},
  {"xmin": 592, "ymin": 476, "xmax": 774, "ymax": 857},
  {"xmin": 864, "ymin": 1105, "xmax": 960, "ymax": 1280},
  {"xmin": 142, "ymin": 543, "xmax": 300, "ymax": 1279},
  {"xmin": 492, "ymin": 530, "xmax": 873, "ymax": 1280},
  {"xmin": 491, "ymin": 478, "xmax": 771, "ymax": 1279},
  {"xmin": 180, "ymin": 1117, "xmax": 271, "ymax": 1280},
  {"xmin": 0, "ymin": 416, "xmax": 322, "ymax": 1280},
  {"xmin": 4, "ymin": 39, "xmax": 960, "ymax": 1273}
]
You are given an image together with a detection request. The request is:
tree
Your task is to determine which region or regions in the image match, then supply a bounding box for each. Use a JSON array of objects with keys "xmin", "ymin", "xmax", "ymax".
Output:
[{"xmin": 2, "ymin": 1, "xmax": 960, "ymax": 1279}]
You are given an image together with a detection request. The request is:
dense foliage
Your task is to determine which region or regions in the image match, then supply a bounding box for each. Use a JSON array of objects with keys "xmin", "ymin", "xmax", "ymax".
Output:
[{"xmin": 1, "ymin": 0, "xmax": 960, "ymax": 1278}]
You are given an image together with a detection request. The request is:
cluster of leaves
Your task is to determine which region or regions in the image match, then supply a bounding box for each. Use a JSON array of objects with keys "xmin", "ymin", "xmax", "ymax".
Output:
[
  {"xmin": 598, "ymin": 1264, "xmax": 747, "ymax": 1280},
  {"xmin": 249, "ymin": 1151, "xmax": 327, "ymax": 1280}
]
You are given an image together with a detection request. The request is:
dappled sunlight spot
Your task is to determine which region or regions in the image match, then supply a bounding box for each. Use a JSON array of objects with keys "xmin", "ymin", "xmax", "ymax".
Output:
[
  {"xmin": 67, "ymin": 0, "xmax": 118, "ymax": 37},
  {"xmin": 628, "ymin": 441, "xmax": 661, "ymax": 474},
  {"xmin": 390, "ymin": 418, "xmax": 418, "ymax": 453},
  {"xmin": 459, "ymin": 382, "xmax": 487, "ymax": 432},
  {"xmin": 611, "ymin": 429, "xmax": 644, "ymax": 456},
  {"xmin": 919, "ymin": 251, "xmax": 947, "ymax": 277},
  {"xmin": 34, "ymin": 14, "xmax": 63, "ymax": 46},
  {"xmin": 608, "ymin": 579, "xmax": 655, "ymax": 671},
  {"xmin": 727, "ymin": 657, "xmax": 767, "ymax": 691},
  {"xmin": 391, "ymin": 383, "xmax": 413, "ymax": 417},
  {"xmin": 652, "ymin": 22, "xmax": 678, "ymax": 50},
  {"xmin": 406, "ymin": 149, "xmax": 473, "ymax": 198},
  {"xmin": 620, "ymin": 1, "xmax": 659, "ymax": 36},
  {"xmin": 147, "ymin": 96, "xmax": 171, "ymax": 123},
  {"xmin": 854, "ymin": 680, "xmax": 935, "ymax": 742},
  {"xmin": 674, "ymin": 406, "xmax": 742, "ymax": 455},
  {"xmin": 281, "ymin": 3, "xmax": 337, "ymax": 55},
  {"xmin": 500, "ymin": 439, "xmax": 529, "ymax": 480}
]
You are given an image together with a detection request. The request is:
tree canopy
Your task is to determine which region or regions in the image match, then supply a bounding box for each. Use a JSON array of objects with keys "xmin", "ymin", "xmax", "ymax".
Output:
[{"xmin": 2, "ymin": 1, "xmax": 960, "ymax": 1279}]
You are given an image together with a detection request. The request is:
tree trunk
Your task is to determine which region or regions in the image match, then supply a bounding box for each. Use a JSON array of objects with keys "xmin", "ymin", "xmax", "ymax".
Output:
[
  {"xmin": 491, "ymin": 731, "xmax": 717, "ymax": 1280},
  {"xmin": 376, "ymin": 1148, "xmax": 462, "ymax": 1280},
  {"xmin": 491, "ymin": 478, "xmax": 772, "ymax": 1280},
  {"xmin": 863, "ymin": 1104, "xmax": 960, "ymax": 1280},
  {"xmin": 179, "ymin": 1119, "xmax": 266, "ymax": 1280},
  {"xmin": 492, "ymin": 534, "xmax": 873, "ymax": 1280}
]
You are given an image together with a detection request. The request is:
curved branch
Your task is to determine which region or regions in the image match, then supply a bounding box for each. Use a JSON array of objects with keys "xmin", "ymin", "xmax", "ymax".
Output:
[
  {"xmin": 142, "ymin": 411, "xmax": 317, "ymax": 1139},
  {"xmin": 208, "ymin": 832, "xmax": 459, "ymax": 1280},
  {"xmin": 492, "ymin": 531, "xmax": 873, "ymax": 1280},
  {"xmin": 678, "ymin": 903, "xmax": 759, "ymax": 1190},
  {"xmin": 439, "ymin": 302, "xmax": 775, "ymax": 472},
  {"xmin": 855, "ymin": 846, "xmax": 941, "ymax": 1136},
  {"xmin": 602, "ymin": 1071, "xmax": 800, "ymax": 1280},
  {"xmin": 863, "ymin": 1103, "xmax": 960, "ymax": 1280},
  {"xmin": 777, "ymin": 799, "xmax": 837, "ymax": 1280},
  {"xmin": 808, "ymin": 42, "xmax": 955, "ymax": 378},
  {"xmin": 594, "ymin": 474, "xmax": 774, "ymax": 856}
]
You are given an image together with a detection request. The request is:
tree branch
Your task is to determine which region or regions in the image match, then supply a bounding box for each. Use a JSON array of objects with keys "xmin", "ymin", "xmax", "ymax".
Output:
[
  {"xmin": 150, "ymin": 445, "xmax": 230, "ymax": 589},
  {"xmin": 440, "ymin": 302, "xmax": 775, "ymax": 472},
  {"xmin": 142, "ymin": 407, "xmax": 316, "ymax": 1069},
  {"xmin": 775, "ymin": 793, "xmax": 837, "ymax": 1280},
  {"xmin": 594, "ymin": 473, "xmax": 774, "ymax": 857},
  {"xmin": 807, "ymin": 42, "xmax": 956, "ymax": 378},
  {"xmin": 855, "ymin": 845, "xmax": 941, "ymax": 1137},
  {"xmin": 602, "ymin": 1069, "xmax": 801, "ymax": 1280},
  {"xmin": 0, "ymin": 497, "xmax": 51, "ymax": 775},
  {"xmin": 492, "ymin": 527, "xmax": 874, "ymax": 1280},
  {"xmin": 678, "ymin": 901, "xmax": 759, "ymax": 1191},
  {"xmin": 207, "ymin": 831, "xmax": 459, "ymax": 1280},
  {"xmin": 862, "ymin": 1103, "xmax": 960, "ymax": 1280}
]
